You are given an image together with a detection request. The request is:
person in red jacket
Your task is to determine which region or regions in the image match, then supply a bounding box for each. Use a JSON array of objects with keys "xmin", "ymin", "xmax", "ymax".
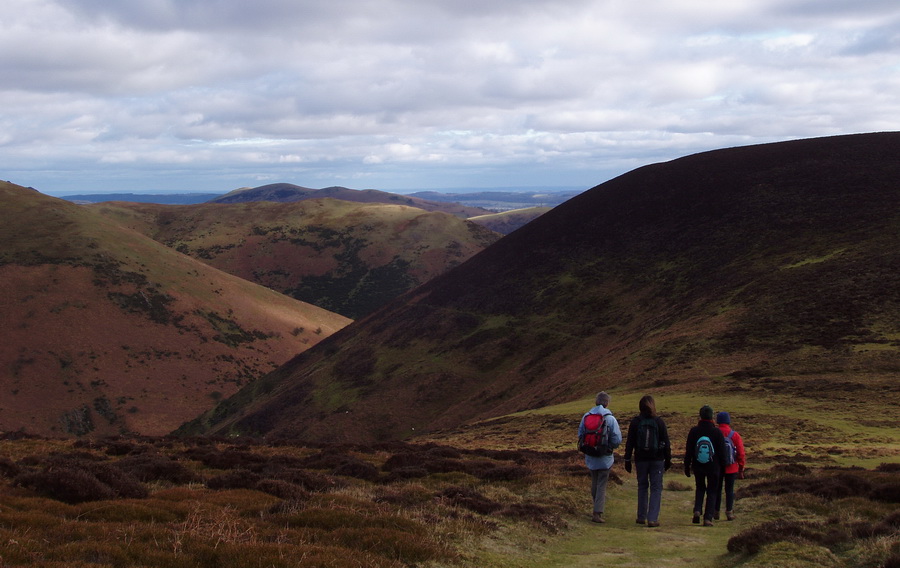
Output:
[{"xmin": 714, "ymin": 411, "xmax": 746, "ymax": 521}]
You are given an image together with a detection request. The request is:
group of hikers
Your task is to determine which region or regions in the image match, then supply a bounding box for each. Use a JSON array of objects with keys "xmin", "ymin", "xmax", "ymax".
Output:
[{"xmin": 578, "ymin": 392, "xmax": 746, "ymax": 527}]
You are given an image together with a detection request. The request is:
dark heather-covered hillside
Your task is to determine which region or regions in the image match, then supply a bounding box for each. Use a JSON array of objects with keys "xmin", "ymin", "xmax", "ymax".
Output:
[{"xmin": 179, "ymin": 132, "xmax": 900, "ymax": 442}]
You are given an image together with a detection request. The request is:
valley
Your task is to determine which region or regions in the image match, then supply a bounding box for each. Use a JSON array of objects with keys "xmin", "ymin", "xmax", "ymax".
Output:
[{"xmin": 1, "ymin": 133, "xmax": 898, "ymax": 566}]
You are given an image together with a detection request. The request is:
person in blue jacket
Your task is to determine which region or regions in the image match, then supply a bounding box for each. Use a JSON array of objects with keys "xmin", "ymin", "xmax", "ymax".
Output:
[{"xmin": 578, "ymin": 391, "xmax": 623, "ymax": 523}]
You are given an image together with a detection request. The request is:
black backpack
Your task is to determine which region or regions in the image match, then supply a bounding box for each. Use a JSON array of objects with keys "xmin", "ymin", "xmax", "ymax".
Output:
[{"xmin": 635, "ymin": 417, "xmax": 661, "ymax": 458}]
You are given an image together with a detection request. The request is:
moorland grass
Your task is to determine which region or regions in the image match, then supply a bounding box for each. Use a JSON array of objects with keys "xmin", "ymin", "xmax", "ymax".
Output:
[{"xmin": 1, "ymin": 383, "xmax": 898, "ymax": 568}]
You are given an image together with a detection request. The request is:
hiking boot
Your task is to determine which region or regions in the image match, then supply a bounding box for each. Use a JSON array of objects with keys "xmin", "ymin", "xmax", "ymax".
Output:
[
  {"xmin": 703, "ymin": 519, "xmax": 714, "ymax": 527},
  {"xmin": 726, "ymin": 510, "xmax": 735, "ymax": 521},
  {"xmin": 647, "ymin": 521, "xmax": 660, "ymax": 528},
  {"xmin": 636, "ymin": 518, "xmax": 646, "ymax": 525},
  {"xmin": 591, "ymin": 512, "xmax": 605, "ymax": 524},
  {"xmin": 692, "ymin": 512, "xmax": 701, "ymax": 524}
]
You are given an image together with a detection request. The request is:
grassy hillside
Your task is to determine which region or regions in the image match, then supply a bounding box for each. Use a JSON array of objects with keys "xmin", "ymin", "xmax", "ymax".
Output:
[
  {"xmin": 468, "ymin": 207, "xmax": 552, "ymax": 235},
  {"xmin": 91, "ymin": 199, "xmax": 501, "ymax": 319},
  {"xmin": 180, "ymin": 132, "xmax": 900, "ymax": 443},
  {"xmin": 0, "ymin": 182, "xmax": 351, "ymax": 437}
]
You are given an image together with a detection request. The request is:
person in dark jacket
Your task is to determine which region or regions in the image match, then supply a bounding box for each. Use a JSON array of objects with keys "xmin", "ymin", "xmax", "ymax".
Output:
[
  {"xmin": 623, "ymin": 395, "xmax": 672, "ymax": 527},
  {"xmin": 684, "ymin": 405, "xmax": 727, "ymax": 526}
]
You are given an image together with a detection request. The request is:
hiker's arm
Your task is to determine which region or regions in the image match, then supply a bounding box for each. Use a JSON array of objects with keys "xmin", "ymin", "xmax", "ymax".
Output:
[
  {"xmin": 610, "ymin": 416, "xmax": 623, "ymax": 447},
  {"xmin": 683, "ymin": 431, "xmax": 694, "ymax": 476},
  {"xmin": 623, "ymin": 417, "xmax": 635, "ymax": 461},
  {"xmin": 659, "ymin": 418, "xmax": 672, "ymax": 465}
]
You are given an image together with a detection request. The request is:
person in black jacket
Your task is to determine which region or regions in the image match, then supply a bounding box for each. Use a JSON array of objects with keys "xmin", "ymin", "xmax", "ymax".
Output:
[
  {"xmin": 684, "ymin": 405, "xmax": 728, "ymax": 526},
  {"xmin": 623, "ymin": 395, "xmax": 672, "ymax": 527}
]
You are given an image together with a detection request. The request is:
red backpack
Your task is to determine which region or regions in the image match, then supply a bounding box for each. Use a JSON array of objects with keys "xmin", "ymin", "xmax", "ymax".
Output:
[{"xmin": 578, "ymin": 413, "xmax": 612, "ymax": 457}]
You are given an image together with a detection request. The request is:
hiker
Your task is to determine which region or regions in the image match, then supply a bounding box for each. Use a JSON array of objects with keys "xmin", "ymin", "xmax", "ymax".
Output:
[
  {"xmin": 623, "ymin": 395, "xmax": 672, "ymax": 527},
  {"xmin": 714, "ymin": 411, "xmax": 746, "ymax": 521},
  {"xmin": 684, "ymin": 405, "xmax": 727, "ymax": 526},
  {"xmin": 577, "ymin": 391, "xmax": 622, "ymax": 524}
]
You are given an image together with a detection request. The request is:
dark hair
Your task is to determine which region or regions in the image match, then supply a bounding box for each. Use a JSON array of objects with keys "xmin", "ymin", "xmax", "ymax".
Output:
[{"xmin": 639, "ymin": 395, "xmax": 657, "ymax": 418}]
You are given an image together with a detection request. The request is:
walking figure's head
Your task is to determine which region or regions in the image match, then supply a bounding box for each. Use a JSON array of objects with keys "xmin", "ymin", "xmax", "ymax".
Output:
[{"xmin": 639, "ymin": 395, "xmax": 656, "ymax": 417}]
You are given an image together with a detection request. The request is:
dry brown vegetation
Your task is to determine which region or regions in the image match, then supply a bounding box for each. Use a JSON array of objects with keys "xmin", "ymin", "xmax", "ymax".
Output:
[
  {"xmin": 0, "ymin": 434, "xmax": 584, "ymax": 567},
  {"xmin": 0, "ymin": 181, "xmax": 351, "ymax": 437},
  {"xmin": 0, "ymin": 431, "xmax": 897, "ymax": 568},
  {"xmin": 723, "ymin": 464, "xmax": 900, "ymax": 568}
]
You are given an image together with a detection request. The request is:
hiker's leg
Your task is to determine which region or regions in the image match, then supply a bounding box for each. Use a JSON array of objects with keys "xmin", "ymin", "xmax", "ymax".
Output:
[
  {"xmin": 592, "ymin": 468, "xmax": 610, "ymax": 514},
  {"xmin": 647, "ymin": 460, "xmax": 664, "ymax": 523},
  {"xmin": 635, "ymin": 460, "xmax": 649, "ymax": 522},
  {"xmin": 724, "ymin": 472, "xmax": 737, "ymax": 511},
  {"xmin": 693, "ymin": 472, "xmax": 706, "ymax": 515},
  {"xmin": 703, "ymin": 472, "xmax": 719, "ymax": 522},
  {"xmin": 714, "ymin": 472, "xmax": 725, "ymax": 517}
]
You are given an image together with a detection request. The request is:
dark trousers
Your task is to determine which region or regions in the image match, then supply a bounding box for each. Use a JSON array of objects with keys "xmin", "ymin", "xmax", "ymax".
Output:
[
  {"xmin": 636, "ymin": 460, "xmax": 664, "ymax": 523},
  {"xmin": 715, "ymin": 471, "xmax": 737, "ymax": 512},
  {"xmin": 693, "ymin": 469, "xmax": 720, "ymax": 521}
]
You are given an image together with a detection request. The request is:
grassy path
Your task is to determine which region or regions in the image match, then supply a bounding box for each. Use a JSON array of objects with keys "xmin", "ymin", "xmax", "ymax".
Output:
[
  {"xmin": 522, "ymin": 475, "xmax": 743, "ymax": 567},
  {"xmin": 433, "ymin": 385, "xmax": 900, "ymax": 567}
]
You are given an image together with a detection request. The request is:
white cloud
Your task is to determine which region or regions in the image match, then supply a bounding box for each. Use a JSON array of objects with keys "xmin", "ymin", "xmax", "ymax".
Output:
[{"xmin": 1, "ymin": 0, "xmax": 899, "ymax": 193}]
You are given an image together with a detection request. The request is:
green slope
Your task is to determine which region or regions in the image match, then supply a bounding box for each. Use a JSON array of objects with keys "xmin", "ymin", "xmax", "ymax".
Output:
[{"xmin": 92, "ymin": 198, "xmax": 501, "ymax": 319}]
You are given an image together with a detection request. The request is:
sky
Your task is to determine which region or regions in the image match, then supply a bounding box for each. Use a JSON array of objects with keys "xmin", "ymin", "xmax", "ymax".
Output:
[{"xmin": 2, "ymin": 0, "xmax": 899, "ymax": 196}]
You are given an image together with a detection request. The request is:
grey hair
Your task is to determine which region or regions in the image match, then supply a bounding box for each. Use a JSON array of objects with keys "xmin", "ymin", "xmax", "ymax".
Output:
[{"xmin": 595, "ymin": 391, "xmax": 610, "ymax": 407}]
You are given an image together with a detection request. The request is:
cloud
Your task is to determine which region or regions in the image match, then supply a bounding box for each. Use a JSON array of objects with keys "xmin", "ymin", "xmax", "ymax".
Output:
[{"xmin": 2, "ymin": 0, "xmax": 900, "ymax": 193}]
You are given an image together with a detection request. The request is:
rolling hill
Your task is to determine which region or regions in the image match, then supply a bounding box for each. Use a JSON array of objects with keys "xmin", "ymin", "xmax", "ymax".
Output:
[
  {"xmin": 468, "ymin": 207, "xmax": 552, "ymax": 235},
  {"xmin": 0, "ymin": 182, "xmax": 351, "ymax": 437},
  {"xmin": 179, "ymin": 132, "xmax": 900, "ymax": 442},
  {"xmin": 209, "ymin": 183, "xmax": 491, "ymax": 218},
  {"xmin": 90, "ymin": 199, "xmax": 502, "ymax": 319}
]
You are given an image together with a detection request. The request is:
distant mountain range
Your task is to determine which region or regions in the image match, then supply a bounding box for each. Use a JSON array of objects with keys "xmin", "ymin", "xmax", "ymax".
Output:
[
  {"xmin": 179, "ymin": 132, "xmax": 900, "ymax": 443},
  {"xmin": 60, "ymin": 184, "xmax": 574, "ymax": 236},
  {"xmin": 0, "ymin": 182, "xmax": 351, "ymax": 437},
  {"xmin": 208, "ymin": 184, "xmax": 499, "ymax": 218},
  {"xmin": 58, "ymin": 185, "xmax": 582, "ymax": 215}
]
